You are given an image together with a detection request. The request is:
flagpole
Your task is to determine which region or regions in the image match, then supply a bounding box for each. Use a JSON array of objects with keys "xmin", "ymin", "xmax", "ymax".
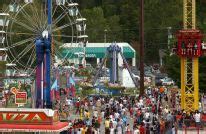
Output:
[
  {"xmin": 66, "ymin": 69, "xmax": 69, "ymax": 97},
  {"xmin": 54, "ymin": 68, "xmax": 57, "ymax": 102}
]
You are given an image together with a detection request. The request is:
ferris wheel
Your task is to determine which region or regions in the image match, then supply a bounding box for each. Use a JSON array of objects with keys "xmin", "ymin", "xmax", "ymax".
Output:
[{"xmin": 1, "ymin": 0, "xmax": 87, "ymax": 75}]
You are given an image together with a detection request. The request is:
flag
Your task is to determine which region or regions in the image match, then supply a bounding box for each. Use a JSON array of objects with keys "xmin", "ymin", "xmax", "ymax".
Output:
[
  {"xmin": 70, "ymin": 85, "xmax": 76, "ymax": 97},
  {"xmin": 69, "ymin": 77, "xmax": 75, "ymax": 86},
  {"xmin": 51, "ymin": 79, "xmax": 59, "ymax": 100},
  {"xmin": 67, "ymin": 76, "xmax": 75, "ymax": 87},
  {"xmin": 51, "ymin": 79, "xmax": 58, "ymax": 91},
  {"xmin": 65, "ymin": 87, "xmax": 70, "ymax": 97}
]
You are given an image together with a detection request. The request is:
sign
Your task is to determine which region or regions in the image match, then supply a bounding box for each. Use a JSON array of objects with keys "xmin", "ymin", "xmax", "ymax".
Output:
[
  {"xmin": 10, "ymin": 87, "xmax": 18, "ymax": 95},
  {"xmin": 15, "ymin": 92, "xmax": 27, "ymax": 104},
  {"xmin": 0, "ymin": 109, "xmax": 59, "ymax": 125},
  {"xmin": 79, "ymin": 54, "xmax": 96, "ymax": 58},
  {"xmin": 85, "ymin": 54, "xmax": 96, "ymax": 58}
]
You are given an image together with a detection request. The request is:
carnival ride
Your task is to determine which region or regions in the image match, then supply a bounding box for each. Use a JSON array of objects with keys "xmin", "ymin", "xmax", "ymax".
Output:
[
  {"xmin": 174, "ymin": 0, "xmax": 205, "ymax": 112},
  {"xmin": 0, "ymin": 0, "xmax": 87, "ymax": 108},
  {"xmin": 92, "ymin": 43, "xmax": 138, "ymax": 94}
]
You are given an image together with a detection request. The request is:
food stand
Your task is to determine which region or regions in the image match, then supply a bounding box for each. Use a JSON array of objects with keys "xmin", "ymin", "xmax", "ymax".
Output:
[{"xmin": 0, "ymin": 108, "xmax": 68, "ymax": 133}]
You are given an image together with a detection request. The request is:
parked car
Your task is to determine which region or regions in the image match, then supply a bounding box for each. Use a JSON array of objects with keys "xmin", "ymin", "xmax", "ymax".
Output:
[
  {"xmin": 161, "ymin": 77, "xmax": 174, "ymax": 86},
  {"xmin": 86, "ymin": 63, "xmax": 92, "ymax": 68},
  {"xmin": 155, "ymin": 75, "xmax": 165, "ymax": 86}
]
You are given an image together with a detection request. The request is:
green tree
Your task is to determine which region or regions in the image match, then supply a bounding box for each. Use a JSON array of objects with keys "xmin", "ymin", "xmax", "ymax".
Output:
[
  {"xmin": 82, "ymin": 7, "xmax": 107, "ymax": 42},
  {"xmin": 119, "ymin": 0, "xmax": 139, "ymax": 42},
  {"xmin": 163, "ymin": 54, "xmax": 180, "ymax": 86},
  {"xmin": 106, "ymin": 15, "xmax": 123, "ymax": 42}
]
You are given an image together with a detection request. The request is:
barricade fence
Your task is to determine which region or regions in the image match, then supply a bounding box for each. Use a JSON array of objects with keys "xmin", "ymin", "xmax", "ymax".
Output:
[
  {"xmin": 177, "ymin": 118, "xmax": 205, "ymax": 134},
  {"xmin": 178, "ymin": 126, "xmax": 202, "ymax": 134}
]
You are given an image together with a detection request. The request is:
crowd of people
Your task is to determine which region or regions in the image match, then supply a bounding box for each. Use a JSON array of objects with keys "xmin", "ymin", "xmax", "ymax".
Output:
[
  {"xmin": 56, "ymin": 86, "xmax": 206, "ymax": 134},
  {"xmin": 56, "ymin": 87, "xmax": 171, "ymax": 134}
]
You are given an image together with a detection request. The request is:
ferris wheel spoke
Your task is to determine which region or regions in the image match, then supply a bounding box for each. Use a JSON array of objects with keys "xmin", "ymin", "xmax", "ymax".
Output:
[
  {"xmin": 52, "ymin": 34, "xmax": 74, "ymax": 38},
  {"xmin": 52, "ymin": 10, "xmax": 68, "ymax": 27},
  {"xmin": 14, "ymin": 42, "xmax": 34, "ymax": 63},
  {"xmin": 13, "ymin": 50, "xmax": 34, "ymax": 68},
  {"xmin": 24, "ymin": 47, "xmax": 35, "ymax": 71},
  {"xmin": 29, "ymin": 4, "xmax": 41, "ymax": 31},
  {"xmin": 6, "ymin": 32, "xmax": 38, "ymax": 36},
  {"xmin": 40, "ymin": 5, "xmax": 47, "ymax": 31},
  {"xmin": 28, "ymin": 67, "xmax": 36, "ymax": 76},
  {"xmin": 52, "ymin": 6, "xmax": 58, "ymax": 19},
  {"xmin": 53, "ymin": 39, "xmax": 70, "ymax": 61},
  {"xmin": 29, "ymin": 53, "xmax": 36, "ymax": 69},
  {"xmin": 20, "ymin": 6, "xmax": 39, "ymax": 30},
  {"xmin": 10, "ymin": 18, "xmax": 37, "ymax": 33},
  {"xmin": 53, "ymin": 39, "xmax": 68, "ymax": 59},
  {"xmin": 42, "ymin": 14, "xmax": 48, "ymax": 32},
  {"xmin": 42, "ymin": 3, "xmax": 48, "ymax": 32},
  {"xmin": 55, "ymin": 46, "xmax": 64, "ymax": 58},
  {"xmin": 52, "ymin": 22, "xmax": 74, "ymax": 32},
  {"xmin": 5, "ymin": 36, "xmax": 35, "ymax": 49}
]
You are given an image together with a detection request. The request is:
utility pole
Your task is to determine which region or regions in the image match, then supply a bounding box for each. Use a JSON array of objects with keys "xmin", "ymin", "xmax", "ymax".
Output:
[{"xmin": 139, "ymin": 0, "xmax": 144, "ymax": 96}]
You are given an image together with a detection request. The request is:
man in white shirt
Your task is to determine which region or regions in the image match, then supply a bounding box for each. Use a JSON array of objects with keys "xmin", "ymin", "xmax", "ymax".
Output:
[
  {"xmin": 112, "ymin": 119, "xmax": 117, "ymax": 130},
  {"xmin": 76, "ymin": 128, "xmax": 82, "ymax": 134},
  {"xmin": 144, "ymin": 111, "xmax": 150, "ymax": 120},
  {"xmin": 134, "ymin": 127, "xmax": 140, "ymax": 134},
  {"xmin": 194, "ymin": 110, "xmax": 201, "ymax": 127},
  {"xmin": 120, "ymin": 103, "xmax": 123, "ymax": 110},
  {"xmin": 93, "ymin": 109, "xmax": 98, "ymax": 118},
  {"xmin": 114, "ymin": 112, "xmax": 120, "ymax": 119},
  {"xmin": 139, "ymin": 98, "xmax": 144, "ymax": 107},
  {"xmin": 164, "ymin": 106, "xmax": 169, "ymax": 114},
  {"xmin": 101, "ymin": 110, "xmax": 105, "ymax": 118}
]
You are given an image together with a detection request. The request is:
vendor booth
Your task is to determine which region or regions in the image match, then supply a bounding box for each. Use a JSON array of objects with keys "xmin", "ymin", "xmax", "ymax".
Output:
[{"xmin": 0, "ymin": 108, "xmax": 68, "ymax": 133}]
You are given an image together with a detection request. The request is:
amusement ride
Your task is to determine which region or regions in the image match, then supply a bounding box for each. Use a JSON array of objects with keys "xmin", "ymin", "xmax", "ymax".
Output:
[
  {"xmin": 92, "ymin": 43, "xmax": 138, "ymax": 90},
  {"xmin": 174, "ymin": 0, "xmax": 206, "ymax": 112},
  {"xmin": 1, "ymin": 0, "xmax": 87, "ymax": 108}
]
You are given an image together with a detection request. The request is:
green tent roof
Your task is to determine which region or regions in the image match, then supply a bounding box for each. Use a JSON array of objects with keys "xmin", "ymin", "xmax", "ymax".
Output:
[
  {"xmin": 123, "ymin": 47, "xmax": 135, "ymax": 58},
  {"xmin": 61, "ymin": 46, "xmax": 135, "ymax": 59}
]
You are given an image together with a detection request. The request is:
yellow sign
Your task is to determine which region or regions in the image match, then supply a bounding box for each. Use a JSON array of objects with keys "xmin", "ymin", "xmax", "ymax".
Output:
[{"xmin": 10, "ymin": 87, "xmax": 19, "ymax": 95}]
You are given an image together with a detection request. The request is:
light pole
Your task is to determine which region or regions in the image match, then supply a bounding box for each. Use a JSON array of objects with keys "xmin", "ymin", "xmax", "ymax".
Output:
[
  {"xmin": 104, "ymin": 29, "xmax": 107, "ymax": 43},
  {"xmin": 167, "ymin": 27, "xmax": 172, "ymax": 49},
  {"xmin": 83, "ymin": 41, "xmax": 87, "ymax": 67}
]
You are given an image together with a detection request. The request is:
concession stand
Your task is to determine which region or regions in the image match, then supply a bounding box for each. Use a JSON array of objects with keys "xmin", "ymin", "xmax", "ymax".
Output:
[{"xmin": 0, "ymin": 108, "xmax": 68, "ymax": 133}]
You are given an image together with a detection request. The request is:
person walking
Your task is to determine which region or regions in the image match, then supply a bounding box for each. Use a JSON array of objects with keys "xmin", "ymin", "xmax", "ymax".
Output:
[
  {"xmin": 194, "ymin": 110, "xmax": 201, "ymax": 128},
  {"xmin": 139, "ymin": 123, "xmax": 145, "ymax": 134},
  {"xmin": 105, "ymin": 118, "xmax": 110, "ymax": 134}
]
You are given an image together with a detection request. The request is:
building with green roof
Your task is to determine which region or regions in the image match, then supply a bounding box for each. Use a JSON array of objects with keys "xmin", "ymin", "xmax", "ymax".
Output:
[{"xmin": 60, "ymin": 42, "xmax": 136, "ymax": 67}]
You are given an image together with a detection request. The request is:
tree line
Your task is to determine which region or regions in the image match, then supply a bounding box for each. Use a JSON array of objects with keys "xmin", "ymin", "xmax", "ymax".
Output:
[{"xmin": 78, "ymin": 0, "xmax": 206, "ymax": 90}]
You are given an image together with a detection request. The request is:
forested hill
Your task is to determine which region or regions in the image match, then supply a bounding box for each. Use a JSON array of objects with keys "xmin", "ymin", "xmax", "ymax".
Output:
[
  {"xmin": 77, "ymin": 0, "xmax": 206, "ymax": 91},
  {"xmin": 77, "ymin": 0, "xmax": 206, "ymax": 63},
  {"xmin": 1, "ymin": 0, "xmax": 206, "ymax": 63}
]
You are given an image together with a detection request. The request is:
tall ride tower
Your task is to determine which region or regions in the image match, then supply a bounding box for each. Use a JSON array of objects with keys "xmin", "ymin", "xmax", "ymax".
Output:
[{"xmin": 175, "ymin": 0, "xmax": 203, "ymax": 112}]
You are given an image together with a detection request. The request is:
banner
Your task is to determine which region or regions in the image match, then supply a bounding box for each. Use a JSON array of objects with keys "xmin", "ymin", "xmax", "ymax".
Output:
[{"xmin": 15, "ymin": 92, "xmax": 27, "ymax": 104}]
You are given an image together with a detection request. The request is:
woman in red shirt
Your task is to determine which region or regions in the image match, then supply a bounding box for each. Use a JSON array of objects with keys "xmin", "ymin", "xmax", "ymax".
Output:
[{"xmin": 139, "ymin": 123, "xmax": 145, "ymax": 134}]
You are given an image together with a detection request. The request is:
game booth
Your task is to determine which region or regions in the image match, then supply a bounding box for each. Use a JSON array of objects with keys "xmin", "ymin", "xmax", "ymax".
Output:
[{"xmin": 0, "ymin": 108, "xmax": 68, "ymax": 133}]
